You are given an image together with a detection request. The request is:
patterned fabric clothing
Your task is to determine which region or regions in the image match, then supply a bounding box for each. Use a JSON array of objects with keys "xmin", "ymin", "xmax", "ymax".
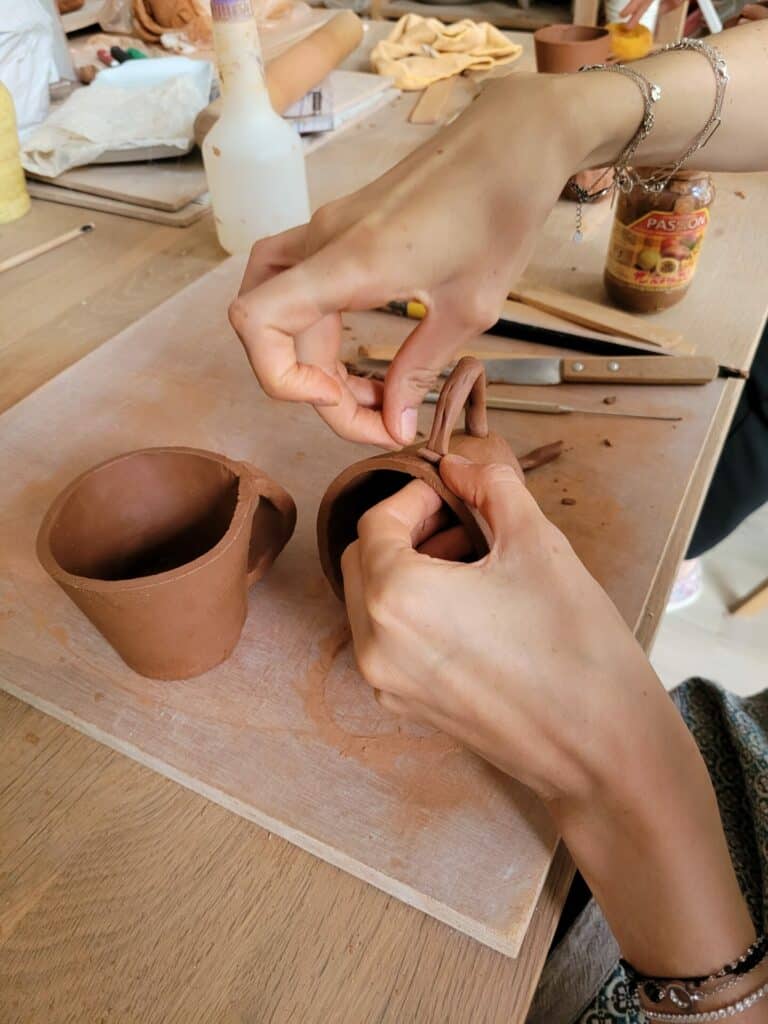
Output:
[{"xmin": 527, "ymin": 679, "xmax": 768, "ymax": 1024}]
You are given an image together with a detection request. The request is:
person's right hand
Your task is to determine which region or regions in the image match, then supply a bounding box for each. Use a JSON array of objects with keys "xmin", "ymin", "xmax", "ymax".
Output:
[
  {"xmin": 619, "ymin": 0, "xmax": 686, "ymax": 27},
  {"xmin": 228, "ymin": 74, "xmax": 596, "ymax": 449}
]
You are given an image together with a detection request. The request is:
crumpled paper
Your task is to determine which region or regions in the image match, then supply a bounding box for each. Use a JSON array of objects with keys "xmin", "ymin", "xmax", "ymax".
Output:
[
  {"xmin": 21, "ymin": 73, "xmax": 210, "ymax": 177},
  {"xmin": 371, "ymin": 14, "xmax": 522, "ymax": 91}
]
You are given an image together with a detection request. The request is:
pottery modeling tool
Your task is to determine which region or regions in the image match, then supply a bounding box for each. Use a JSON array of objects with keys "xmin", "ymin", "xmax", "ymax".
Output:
[
  {"xmin": 380, "ymin": 300, "xmax": 694, "ymax": 359},
  {"xmin": 354, "ymin": 351, "xmax": 719, "ymax": 386},
  {"xmin": 110, "ymin": 46, "xmax": 131, "ymax": 63},
  {"xmin": 507, "ymin": 281, "xmax": 685, "ymax": 350},
  {"xmin": 424, "ymin": 392, "xmax": 682, "ymax": 421},
  {"xmin": 98, "ymin": 48, "xmax": 119, "ymax": 67},
  {"xmin": 0, "ymin": 223, "xmax": 94, "ymax": 275}
]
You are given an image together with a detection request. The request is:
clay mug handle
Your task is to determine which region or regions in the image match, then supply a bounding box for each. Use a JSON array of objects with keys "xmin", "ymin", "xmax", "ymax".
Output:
[
  {"xmin": 420, "ymin": 356, "xmax": 489, "ymax": 462},
  {"xmin": 239, "ymin": 463, "xmax": 297, "ymax": 587}
]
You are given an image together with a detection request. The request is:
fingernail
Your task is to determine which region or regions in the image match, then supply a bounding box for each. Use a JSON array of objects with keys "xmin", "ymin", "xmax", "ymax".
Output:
[{"xmin": 400, "ymin": 407, "xmax": 418, "ymax": 443}]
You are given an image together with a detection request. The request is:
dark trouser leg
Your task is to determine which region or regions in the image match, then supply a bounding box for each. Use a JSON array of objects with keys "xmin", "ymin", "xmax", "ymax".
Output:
[{"xmin": 687, "ymin": 326, "xmax": 768, "ymax": 558}]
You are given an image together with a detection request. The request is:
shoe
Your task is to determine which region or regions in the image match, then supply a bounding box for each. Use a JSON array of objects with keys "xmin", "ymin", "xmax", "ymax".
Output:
[{"xmin": 666, "ymin": 558, "xmax": 703, "ymax": 611}]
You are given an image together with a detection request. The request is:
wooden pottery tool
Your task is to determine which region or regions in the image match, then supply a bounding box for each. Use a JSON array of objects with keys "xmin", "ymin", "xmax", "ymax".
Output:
[
  {"xmin": 380, "ymin": 299, "xmax": 693, "ymax": 358},
  {"xmin": 424, "ymin": 393, "xmax": 682, "ymax": 421},
  {"xmin": 508, "ymin": 281, "xmax": 686, "ymax": 350},
  {"xmin": 37, "ymin": 447, "xmax": 296, "ymax": 680},
  {"xmin": 0, "ymin": 222, "xmax": 94, "ymax": 274},
  {"xmin": 317, "ymin": 357, "xmax": 562, "ymax": 599}
]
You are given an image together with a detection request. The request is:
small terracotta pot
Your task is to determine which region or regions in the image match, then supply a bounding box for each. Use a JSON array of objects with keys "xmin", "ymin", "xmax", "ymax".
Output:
[
  {"xmin": 533, "ymin": 24, "xmax": 611, "ymax": 73},
  {"xmin": 37, "ymin": 447, "xmax": 296, "ymax": 680},
  {"xmin": 317, "ymin": 358, "xmax": 562, "ymax": 600}
]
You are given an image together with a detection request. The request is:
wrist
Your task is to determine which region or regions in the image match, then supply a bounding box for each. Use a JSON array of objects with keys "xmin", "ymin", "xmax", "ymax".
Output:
[{"xmin": 556, "ymin": 69, "xmax": 646, "ymax": 172}]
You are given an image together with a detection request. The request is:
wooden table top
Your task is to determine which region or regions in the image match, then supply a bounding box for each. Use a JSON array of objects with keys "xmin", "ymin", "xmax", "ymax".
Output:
[{"xmin": 1, "ymin": 26, "xmax": 767, "ymax": 1024}]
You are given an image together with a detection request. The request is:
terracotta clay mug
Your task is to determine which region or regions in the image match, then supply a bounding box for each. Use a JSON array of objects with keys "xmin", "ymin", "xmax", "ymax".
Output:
[
  {"xmin": 37, "ymin": 447, "xmax": 296, "ymax": 680},
  {"xmin": 533, "ymin": 24, "xmax": 612, "ymax": 73},
  {"xmin": 317, "ymin": 358, "xmax": 562, "ymax": 599}
]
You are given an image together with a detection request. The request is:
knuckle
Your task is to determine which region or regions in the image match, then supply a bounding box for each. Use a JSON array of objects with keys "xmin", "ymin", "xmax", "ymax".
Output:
[
  {"xmin": 354, "ymin": 637, "xmax": 383, "ymax": 684},
  {"xmin": 365, "ymin": 567, "xmax": 401, "ymax": 629},
  {"xmin": 228, "ymin": 297, "xmax": 250, "ymax": 336},
  {"xmin": 461, "ymin": 290, "xmax": 500, "ymax": 334}
]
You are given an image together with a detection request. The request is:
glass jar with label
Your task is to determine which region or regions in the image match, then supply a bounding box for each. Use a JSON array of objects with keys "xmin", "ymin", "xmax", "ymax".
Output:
[{"xmin": 604, "ymin": 171, "xmax": 715, "ymax": 313}]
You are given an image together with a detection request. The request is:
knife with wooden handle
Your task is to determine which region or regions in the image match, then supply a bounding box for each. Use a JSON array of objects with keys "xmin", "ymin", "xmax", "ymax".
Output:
[{"xmin": 483, "ymin": 355, "xmax": 718, "ymax": 386}]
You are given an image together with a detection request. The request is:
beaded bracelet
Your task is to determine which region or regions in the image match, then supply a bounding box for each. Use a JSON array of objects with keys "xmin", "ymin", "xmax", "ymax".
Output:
[{"xmin": 621, "ymin": 933, "xmax": 768, "ymax": 1010}]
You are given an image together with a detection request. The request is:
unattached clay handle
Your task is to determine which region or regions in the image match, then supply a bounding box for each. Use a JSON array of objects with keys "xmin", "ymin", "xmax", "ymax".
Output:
[
  {"xmin": 419, "ymin": 356, "xmax": 489, "ymax": 462},
  {"xmin": 240, "ymin": 464, "xmax": 297, "ymax": 587}
]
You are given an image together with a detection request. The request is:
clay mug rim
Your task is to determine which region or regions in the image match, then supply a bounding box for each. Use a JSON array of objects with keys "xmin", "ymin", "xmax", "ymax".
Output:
[
  {"xmin": 533, "ymin": 23, "xmax": 611, "ymax": 47},
  {"xmin": 36, "ymin": 446, "xmax": 296, "ymax": 594},
  {"xmin": 533, "ymin": 24, "xmax": 612, "ymax": 74}
]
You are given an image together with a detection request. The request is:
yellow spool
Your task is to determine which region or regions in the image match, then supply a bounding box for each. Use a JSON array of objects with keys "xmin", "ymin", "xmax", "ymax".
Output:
[{"xmin": 0, "ymin": 83, "xmax": 31, "ymax": 225}]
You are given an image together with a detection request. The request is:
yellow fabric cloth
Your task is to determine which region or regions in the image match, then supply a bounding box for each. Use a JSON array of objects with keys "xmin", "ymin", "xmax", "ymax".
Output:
[{"xmin": 370, "ymin": 13, "xmax": 522, "ymax": 90}]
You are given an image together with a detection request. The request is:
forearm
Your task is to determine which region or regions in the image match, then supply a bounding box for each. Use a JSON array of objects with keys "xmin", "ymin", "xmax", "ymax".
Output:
[
  {"xmin": 547, "ymin": 670, "xmax": 758, "ymax": 1008},
  {"xmin": 569, "ymin": 21, "xmax": 768, "ymax": 173}
]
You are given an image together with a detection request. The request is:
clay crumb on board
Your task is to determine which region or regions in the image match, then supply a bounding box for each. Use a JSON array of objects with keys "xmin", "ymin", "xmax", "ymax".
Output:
[
  {"xmin": 603, "ymin": 396, "xmax": 617, "ymax": 405},
  {"xmin": 735, "ymin": 190, "xmax": 747, "ymax": 199},
  {"xmin": 561, "ymin": 497, "xmax": 577, "ymax": 506},
  {"xmin": 603, "ymin": 438, "xmax": 613, "ymax": 447}
]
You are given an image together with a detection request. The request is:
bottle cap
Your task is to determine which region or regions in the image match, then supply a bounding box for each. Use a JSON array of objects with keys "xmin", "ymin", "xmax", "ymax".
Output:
[{"xmin": 211, "ymin": 0, "xmax": 253, "ymax": 20}]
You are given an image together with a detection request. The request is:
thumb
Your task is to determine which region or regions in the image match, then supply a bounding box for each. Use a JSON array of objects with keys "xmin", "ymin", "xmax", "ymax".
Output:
[{"xmin": 439, "ymin": 455, "xmax": 538, "ymax": 554}]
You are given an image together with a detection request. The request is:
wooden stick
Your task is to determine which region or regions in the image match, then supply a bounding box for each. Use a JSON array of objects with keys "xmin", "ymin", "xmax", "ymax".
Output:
[
  {"xmin": 508, "ymin": 280, "xmax": 686, "ymax": 350},
  {"xmin": 0, "ymin": 223, "xmax": 95, "ymax": 275},
  {"xmin": 729, "ymin": 576, "xmax": 768, "ymax": 617},
  {"xmin": 424, "ymin": 391, "xmax": 682, "ymax": 421}
]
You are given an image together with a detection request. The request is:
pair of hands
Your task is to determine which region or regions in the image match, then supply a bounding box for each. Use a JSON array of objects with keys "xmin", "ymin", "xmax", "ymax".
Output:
[{"xmin": 229, "ymin": 70, "xmax": 654, "ymax": 804}]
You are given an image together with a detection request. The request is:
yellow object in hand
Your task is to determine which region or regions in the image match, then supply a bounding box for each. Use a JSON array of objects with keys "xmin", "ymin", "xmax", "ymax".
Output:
[
  {"xmin": 607, "ymin": 22, "xmax": 654, "ymax": 61},
  {"xmin": 0, "ymin": 83, "xmax": 30, "ymax": 225}
]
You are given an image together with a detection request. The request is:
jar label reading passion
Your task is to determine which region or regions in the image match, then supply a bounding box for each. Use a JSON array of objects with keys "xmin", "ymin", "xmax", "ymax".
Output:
[{"xmin": 605, "ymin": 207, "xmax": 710, "ymax": 293}]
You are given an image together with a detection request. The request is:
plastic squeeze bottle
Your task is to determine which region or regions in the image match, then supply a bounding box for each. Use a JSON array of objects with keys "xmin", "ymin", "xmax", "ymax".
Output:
[{"xmin": 203, "ymin": 0, "xmax": 310, "ymax": 254}]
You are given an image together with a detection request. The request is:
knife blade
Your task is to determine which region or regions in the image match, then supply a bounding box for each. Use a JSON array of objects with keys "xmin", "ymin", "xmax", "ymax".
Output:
[{"xmin": 482, "ymin": 355, "xmax": 718, "ymax": 386}]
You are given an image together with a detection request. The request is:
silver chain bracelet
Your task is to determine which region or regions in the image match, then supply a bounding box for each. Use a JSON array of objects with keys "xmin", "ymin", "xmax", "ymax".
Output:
[{"xmin": 570, "ymin": 38, "xmax": 729, "ymax": 240}]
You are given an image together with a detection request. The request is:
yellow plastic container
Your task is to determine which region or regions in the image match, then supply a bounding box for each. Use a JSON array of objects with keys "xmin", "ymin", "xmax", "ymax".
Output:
[{"xmin": 0, "ymin": 83, "xmax": 31, "ymax": 224}]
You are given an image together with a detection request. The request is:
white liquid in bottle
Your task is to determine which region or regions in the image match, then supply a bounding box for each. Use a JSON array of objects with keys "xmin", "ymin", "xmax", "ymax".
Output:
[{"xmin": 203, "ymin": 0, "xmax": 310, "ymax": 254}]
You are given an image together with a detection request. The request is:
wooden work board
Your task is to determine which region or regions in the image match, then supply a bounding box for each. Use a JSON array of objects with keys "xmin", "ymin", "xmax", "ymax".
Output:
[{"xmin": 0, "ymin": 257, "xmax": 728, "ymax": 957}]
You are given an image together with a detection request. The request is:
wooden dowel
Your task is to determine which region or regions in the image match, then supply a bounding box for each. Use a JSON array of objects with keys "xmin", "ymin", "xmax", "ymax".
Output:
[{"xmin": 0, "ymin": 223, "xmax": 95, "ymax": 275}]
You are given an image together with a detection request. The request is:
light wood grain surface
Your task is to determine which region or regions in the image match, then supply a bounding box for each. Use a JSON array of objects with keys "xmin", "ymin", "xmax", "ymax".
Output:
[{"xmin": 1, "ymin": 22, "xmax": 767, "ymax": 1024}]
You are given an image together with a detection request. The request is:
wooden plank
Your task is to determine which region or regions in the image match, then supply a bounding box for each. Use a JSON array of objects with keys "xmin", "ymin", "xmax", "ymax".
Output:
[
  {"xmin": 28, "ymin": 153, "xmax": 208, "ymax": 212},
  {"xmin": 0, "ymin": 257, "xmax": 730, "ymax": 958},
  {"xmin": 360, "ymin": 0, "xmax": 565, "ymax": 31},
  {"xmin": 27, "ymin": 181, "xmax": 211, "ymax": 226},
  {"xmin": 409, "ymin": 78, "xmax": 458, "ymax": 125},
  {"xmin": 572, "ymin": 0, "xmax": 600, "ymax": 25},
  {"xmin": 509, "ymin": 280, "xmax": 687, "ymax": 350},
  {"xmin": 0, "ymin": 688, "xmax": 573, "ymax": 1023},
  {"xmin": 655, "ymin": 0, "xmax": 690, "ymax": 41}
]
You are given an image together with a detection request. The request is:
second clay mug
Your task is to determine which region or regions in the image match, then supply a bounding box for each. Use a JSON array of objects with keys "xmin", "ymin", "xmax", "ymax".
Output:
[
  {"xmin": 317, "ymin": 358, "xmax": 562, "ymax": 599},
  {"xmin": 37, "ymin": 447, "xmax": 296, "ymax": 680}
]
